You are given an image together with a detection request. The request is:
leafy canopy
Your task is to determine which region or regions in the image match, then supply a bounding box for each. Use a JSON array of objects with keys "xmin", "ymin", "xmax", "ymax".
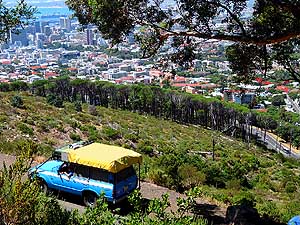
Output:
[
  {"xmin": 66, "ymin": 0, "xmax": 300, "ymax": 81},
  {"xmin": 0, "ymin": 0, "xmax": 35, "ymax": 42}
]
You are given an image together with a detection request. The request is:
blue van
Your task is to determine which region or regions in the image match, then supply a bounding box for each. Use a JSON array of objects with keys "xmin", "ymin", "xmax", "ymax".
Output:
[{"xmin": 29, "ymin": 142, "xmax": 142, "ymax": 207}]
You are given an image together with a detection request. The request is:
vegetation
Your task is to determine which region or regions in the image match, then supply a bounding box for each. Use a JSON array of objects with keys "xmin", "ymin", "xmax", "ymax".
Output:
[
  {"xmin": 0, "ymin": 141, "xmax": 208, "ymax": 225},
  {"xmin": 3, "ymin": 78, "xmax": 300, "ymax": 148},
  {"xmin": 10, "ymin": 95, "xmax": 24, "ymax": 108},
  {"xmin": 27, "ymin": 78, "xmax": 300, "ymax": 148},
  {"xmin": 66, "ymin": 0, "xmax": 300, "ymax": 81},
  {"xmin": 0, "ymin": 1, "xmax": 35, "ymax": 43},
  {"xmin": 0, "ymin": 90, "xmax": 300, "ymax": 223}
]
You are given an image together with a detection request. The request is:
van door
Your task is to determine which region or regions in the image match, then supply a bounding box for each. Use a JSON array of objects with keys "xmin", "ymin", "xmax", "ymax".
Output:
[
  {"xmin": 114, "ymin": 166, "xmax": 138, "ymax": 200},
  {"xmin": 89, "ymin": 168, "xmax": 114, "ymax": 201},
  {"xmin": 56, "ymin": 163, "xmax": 89, "ymax": 195}
]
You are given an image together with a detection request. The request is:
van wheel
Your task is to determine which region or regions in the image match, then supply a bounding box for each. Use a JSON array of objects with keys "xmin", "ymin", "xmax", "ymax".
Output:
[
  {"xmin": 83, "ymin": 192, "xmax": 98, "ymax": 207},
  {"xmin": 38, "ymin": 179, "xmax": 48, "ymax": 194}
]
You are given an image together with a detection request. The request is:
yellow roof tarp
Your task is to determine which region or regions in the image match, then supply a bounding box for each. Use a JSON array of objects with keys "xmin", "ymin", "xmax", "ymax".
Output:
[{"xmin": 67, "ymin": 143, "xmax": 142, "ymax": 173}]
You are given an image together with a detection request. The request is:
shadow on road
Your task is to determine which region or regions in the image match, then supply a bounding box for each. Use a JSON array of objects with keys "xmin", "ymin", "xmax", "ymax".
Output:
[
  {"xmin": 51, "ymin": 190, "xmax": 150, "ymax": 216},
  {"xmin": 192, "ymin": 202, "xmax": 226, "ymax": 224},
  {"xmin": 191, "ymin": 202, "xmax": 286, "ymax": 225},
  {"xmin": 50, "ymin": 191, "xmax": 286, "ymax": 225}
]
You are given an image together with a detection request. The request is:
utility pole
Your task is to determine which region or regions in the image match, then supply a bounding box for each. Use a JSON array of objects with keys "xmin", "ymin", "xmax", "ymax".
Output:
[
  {"xmin": 290, "ymin": 128, "xmax": 293, "ymax": 154},
  {"xmin": 212, "ymin": 138, "xmax": 215, "ymax": 161}
]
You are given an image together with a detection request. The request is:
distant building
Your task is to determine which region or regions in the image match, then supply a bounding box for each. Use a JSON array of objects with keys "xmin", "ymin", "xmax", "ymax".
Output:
[
  {"xmin": 10, "ymin": 28, "xmax": 28, "ymax": 46},
  {"xmin": 86, "ymin": 28, "xmax": 94, "ymax": 45},
  {"xmin": 34, "ymin": 21, "xmax": 41, "ymax": 33},
  {"xmin": 224, "ymin": 91, "xmax": 256, "ymax": 105},
  {"xmin": 35, "ymin": 33, "xmax": 46, "ymax": 49},
  {"xmin": 119, "ymin": 64, "xmax": 131, "ymax": 72},
  {"xmin": 44, "ymin": 25, "xmax": 51, "ymax": 37},
  {"xmin": 60, "ymin": 17, "xmax": 72, "ymax": 32},
  {"xmin": 27, "ymin": 75, "xmax": 43, "ymax": 83},
  {"xmin": 40, "ymin": 21, "xmax": 49, "ymax": 34},
  {"xmin": 59, "ymin": 51, "xmax": 80, "ymax": 63}
]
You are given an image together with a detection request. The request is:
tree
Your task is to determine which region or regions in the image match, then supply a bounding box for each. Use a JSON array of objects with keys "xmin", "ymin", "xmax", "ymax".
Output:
[
  {"xmin": 74, "ymin": 101, "xmax": 82, "ymax": 112},
  {"xmin": 271, "ymin": 94, "xmax": 286, "ymax": 107},
  {"xmin": 46, "ymin": 94, "xmax": 64, "ymax": 108},
  {"xmin": 11, "ymin": 95, "xmax": 24, "ymax": 108},
  {"xmin": 0, "ymin": 1, "xmax": 35, "ymax": 43},
  {"xmin": 66, "ymin": 0, "xmax": 300, "ymax": 81}
]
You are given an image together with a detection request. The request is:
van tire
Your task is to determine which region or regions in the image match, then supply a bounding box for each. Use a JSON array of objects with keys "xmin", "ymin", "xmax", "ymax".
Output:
[
  {"xmin": 38, "ymin": 179, "xmax": 48, "ymax": 194},
  {"xmin": 83, "ymin": 192, "xmax": 98, "ymax": 207}
]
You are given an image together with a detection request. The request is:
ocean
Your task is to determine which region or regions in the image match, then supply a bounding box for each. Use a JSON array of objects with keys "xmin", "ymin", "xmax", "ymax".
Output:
[{"xmin": 35, "ymin": 7, "xmax": 72, "ymax": 18}]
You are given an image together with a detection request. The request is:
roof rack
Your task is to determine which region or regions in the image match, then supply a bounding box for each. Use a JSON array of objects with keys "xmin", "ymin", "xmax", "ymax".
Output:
[{"xmin": 52, "ymin": 140, "xmax": 93, "ymax": 160}]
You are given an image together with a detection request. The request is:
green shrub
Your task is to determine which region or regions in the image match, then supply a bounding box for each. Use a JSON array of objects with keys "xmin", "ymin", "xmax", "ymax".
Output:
[
  {"xmin": 285, "ymin": 181, "xmax": 297, "ymax": 193},
  {"xmin": 231, "ymin": 191, "xmax": 256, "ymax": 207},
  {"xmin": 89, "ymin": 105, "xmax": 98, "ymax": 116},
  {"xmin": 74, "ymin": 101, "xmax": 82, "ymax": 112},
  {"xmin": 256, "ymin": 201, "xmax": 281, "ymax": 222},
  {"xmin": 124, "ymin": 133, "xmax": 139, "ymax": 142},
  {"xmin": 17, "ymin": 123, "xmax": 34, "ymax": 135},
  {"xmin": 0, "ymin": 115, "xmax": 8, "ymax": 123},
  {"xmin": 46, "ymin": 94, "xmax": 63, "ymax": 108},
  {"xmin": 37, "ymin": 144, "xmax": 54, "ymax": 156},
  {"xmin": 47, "ymin": 119, "xmax": 59, "ymax": 129},
  {"xmin": 102, "ymin": 126, "xmax": 120, "ymax": 140},
  {"xmin": 147, "ymin": 168, "xmax": 169, "ymax": 186},
  {"xmin": 178, "ymin": 164, "xmax": 206, "ymax": 189},
  {"xmin": 37, "ymin": 121, "xmax": 49, "ymax": 132},
  {"xmin": 69, "ymin": 133, "xmax": 81, "ymax": 141},
  {"xmin": 226, "ymin": 179, "xmax": 241, "ymax": 190},
  {"xmin": 10, "ymin": 95, "xmax": 24, "ymax": 108},
  {"xmin": 22, "ymin": 117, "xmax": 35, "ymax": 125},
  {"xmin": 137, "ymin": 140, "xmax": 153, "ymax": 155},
  {"xmin": 70, "ymin": 120, "xmax": 80, "ymax": 129},
  {"xmin": 212, "ymin": 191, "xmax": 230, "ymax": 203},
  {"xmin": 88, "ymin": 127, "xmax": 99, "ymax": 142}
]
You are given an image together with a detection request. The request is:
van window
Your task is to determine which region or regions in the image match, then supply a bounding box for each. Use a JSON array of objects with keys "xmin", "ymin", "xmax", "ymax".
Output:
[
  {"xmin": 90, "ymin": 168, "xmax": 110, "ymax": 183},
  {"xmin": 74, "ymin": 164, "xmax": 89, "ymax": 178},
  {"xmin": 116, "ymin": 166, "xmax": 135, "ymax": 183}
]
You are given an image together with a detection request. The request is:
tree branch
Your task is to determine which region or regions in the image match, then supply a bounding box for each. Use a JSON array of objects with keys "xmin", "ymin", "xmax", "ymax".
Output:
[
  {"xmin": 213, "ymin": 2, "xmax": 247, "ymax": 36},
  {"xmin": 269, "ymin": 0, "xmax": 300, "ymax": 18},
  {"xmin": 158, "ymin": 30, "xmax": 300, "ymax": 45}
]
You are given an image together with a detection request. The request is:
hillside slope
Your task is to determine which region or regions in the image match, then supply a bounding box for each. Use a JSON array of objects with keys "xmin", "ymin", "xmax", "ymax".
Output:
[{"xmin": 0, "ymin": 91, "xmax": 299, "ymax": 223}]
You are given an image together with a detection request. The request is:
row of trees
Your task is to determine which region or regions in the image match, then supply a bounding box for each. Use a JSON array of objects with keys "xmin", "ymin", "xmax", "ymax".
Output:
[
  {"xmin": 4, "ymin": 78, "xmax": 300, "ymax": 148},
  {"xmin": 0, "ymin": 78, "xmax": 273, "ymax": 141}
]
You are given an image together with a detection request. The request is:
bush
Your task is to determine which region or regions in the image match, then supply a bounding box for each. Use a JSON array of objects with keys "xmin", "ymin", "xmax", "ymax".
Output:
[
  {"xmin": 231, "ymin": 191, "xmax": 256, "ymax": 207},
  {"xmin": 17, "ymin": 123, "xmax": 34, "ymax": 135},
  {"xmin": 89, "ymin": 105, "xmax": 98, "ymax": 116},
  {"xmin": 178, "ymin": 164, "xmax": 206, "ymax": 189},
  {"xmin": 137, "ymin": 140, "xmax": 153, "ymax": 155},
  {"xmin": 0, "ymin": 115, "xmax": 8, "ymax": 123},
  {"xmin": 37, "ymin": 121, "xmax": 49, "ymax": 132},
  {"xmin": 74, "ymin": 101, "xmax": 82, "ymax": 112},
  {"xmin": 226, "ymin": 179, "xmax": 241, "ymax": 190},
  {"xmin": 256, "ymin": 201, "xmax": 281, "ymax": 222},
  {"xmin": 46, "ymin": 94, "xmax": 63, "ymax": 108},
  {"xmin": 69, "ymin": 133, "xmax": 81, "ymax": 141},
  {"xmin": 102, "ymin": 126, "xmax": 120, "ymax": 140},
  {"xmin": 22, "ymin": 117, "xmax": 35, "ymax": 125},
  {"xmin": 285, "ymin": 181, "xmax": 297, "ymax": 193},
  {"xmin": 11, "ymin": 95, "xmax": 24, "ymax": 108}
]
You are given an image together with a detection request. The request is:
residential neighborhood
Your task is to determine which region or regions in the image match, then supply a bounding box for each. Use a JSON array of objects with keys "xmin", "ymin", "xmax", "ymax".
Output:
[{"xmin": 0, "ymin": 4, "xmax": 300, "ymax": 116}]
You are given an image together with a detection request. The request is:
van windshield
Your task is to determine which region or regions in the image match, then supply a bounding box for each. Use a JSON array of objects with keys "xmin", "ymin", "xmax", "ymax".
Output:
[{"xmin": 116, "ymin": 166, "xmax": 135, "ymax": 183}]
